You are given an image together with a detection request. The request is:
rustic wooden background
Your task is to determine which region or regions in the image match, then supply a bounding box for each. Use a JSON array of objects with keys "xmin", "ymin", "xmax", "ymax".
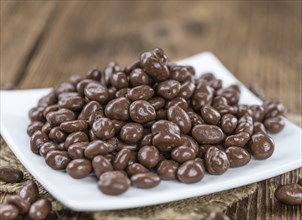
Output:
[{"xmin": 1, "ymin": 1, "xmax": 301, "ymax": 219}]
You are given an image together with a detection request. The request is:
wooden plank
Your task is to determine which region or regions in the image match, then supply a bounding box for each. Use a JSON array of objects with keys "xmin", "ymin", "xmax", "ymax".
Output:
[{"xmin": 0, "ymin": 1, "xmax": 55, "ymax": 88}]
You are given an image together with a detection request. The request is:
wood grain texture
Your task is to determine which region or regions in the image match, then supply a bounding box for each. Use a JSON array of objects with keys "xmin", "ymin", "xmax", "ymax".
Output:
[
  {"xmin": 1, "ymin": 1, "xmax": 301, "ymax": 219},
  {"xmin": 0, "ymin": 1, "xmax": 56, "ymax": 86}
]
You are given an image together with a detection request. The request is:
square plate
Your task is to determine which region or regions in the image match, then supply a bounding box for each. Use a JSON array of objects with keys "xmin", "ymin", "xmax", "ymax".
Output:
[{"xmin": 1, "ymin": 52, "xmax": 301, "ymax": 211}]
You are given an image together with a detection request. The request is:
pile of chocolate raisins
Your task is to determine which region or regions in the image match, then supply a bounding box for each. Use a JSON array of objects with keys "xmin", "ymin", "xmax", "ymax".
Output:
[{"xmin": 27, "ymin": 48, "xmax": 286, "ymax": 195}]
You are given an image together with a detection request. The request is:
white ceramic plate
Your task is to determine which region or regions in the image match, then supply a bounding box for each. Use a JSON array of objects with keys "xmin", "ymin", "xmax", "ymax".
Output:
[{"xmin": 1, "ymin": 52, "xmax": 301, "ymax": 211}]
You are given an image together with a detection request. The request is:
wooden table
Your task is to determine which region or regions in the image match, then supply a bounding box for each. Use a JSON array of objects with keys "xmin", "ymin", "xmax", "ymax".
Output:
[{"xmin": 1, "ymin": 1, "xmax": 301, "ymax": 219}]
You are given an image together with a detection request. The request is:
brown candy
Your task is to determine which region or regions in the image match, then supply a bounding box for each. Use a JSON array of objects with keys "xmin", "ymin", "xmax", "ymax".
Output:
[
  {"xmin": 177, "ymin": 160, "xmax": 205, "ymax": 184},
  {"xmin": 248, "ymin": 105, "xmax": 265, "ymax": 122},
  {"xmin": 49, "ymin": 126, "xmax": 67, "ymax": 143},
  {"xmin": 192, "ymin": 125, "xmax": 224, "ymax": 145},
  {"xmin": 84, "ymin": 82, "xmax": 109, "ymax": 104},
  {"xmin": 40, "ymin": 142, "xmax": 59, "ymax": 157},
  {"xmin": 19, "ymin": 180, "xmax": 39, "ymax": 204},
  {"xmin": 60, "ymin": 120, "xmax": 88, "ymax": 133},
  {"xmin": 138, "ymin": 145, "xmax": 160, "ymax": 168},
  {"xmin": 78, "ymin": 101, "xmax": 102, "ymax": 120},
  {"xmin": 98, "ymin": 171, "xmax": 130, "ymax": 195},
  {"xmin": 38, "ymin": 91, "xmax": 57, "ymax": 107},
  {"xmin": 263, "ymin": 100, "xmax": 286, "ymax": 119},
  {"xmin": 110, "ymin": 71, "xmax": 129, "ymax": 90},
  {"xmin": 27, "ymin": 121, "xmax": 44, "ymax": 136},
  {"xmin": 120, "ymin": 123, "xmax": 144, "ymax": 144},
  {"xmin": 64, "ymin": 131, "xmax": 89, "ymax": 149},
  {"xmin": 151, "ymin": 120, "xmax": 181, "ymax": 152},
  {"xmin": 224, "ymin": 132, "xmax": 250, "ymax": 148},
  {"xmin": 140, "ymin": 48, "xmax": 169, "ymax": 82},
  {"xmin": 248, "ymin": 133, "xmax": 274, "ymax": 160},
  {"xmin": 28, "ymin": 199, "xmax": 52, "ymax": 220},
  {"xmin": 216, "ymin": 85, "xmax": 240, "ymax": 106},
  {"xmin": 129, "ymin": 68, "xmax": 152, "ymax": 87},
  {"xmin": 30, "ymin": 130, "xmax": 49, "ymax": 154},
  {"xmin": 0, "ymin": 166, "xmax": 23, "ymax": 183},
  {"xmin": 200, "ymin": 105, "xmax": 221, "ymax": 125},
  {"xmin": 0, "ymin": 204, "xmax": 19, "ymax": 220},
  {"xmin": 6, "ymin": 195, "xmax": 30, "ymax": 214},
  {"xmin": 67, "ymin": 159, "xmax": 92, "ymax": 179},
  {"xmin": 188, "ymin": 111, "xmax": 205, "ymax": 126},
  {"xmin": 84, "ymin": 140, "xmax": 115, "ymax": 159},
  {"xmin": 131, "ymin": 172, "xmax": 161, "ymax": 188},
  {"xmin": 129, "ymin": 100, "xmax": 156, "ymax": 123},
  {"xmin": 225, "ymin": 147, "xmax": 251, "ymax": 168},
  {"xmin": 264, "ymin": 116, "xmax": 285, "ymax": 134},
  {"xmin": 92, "ymin": 117, "xmax": 115, "ymax": 140},
  {"xmin": 178, "ymin": 80, "xmax": 195, "ymax": 99},
  {"xmin": 205, "ymin": 147, "xmax": 230, "ymax": 175},
  {"xmin": 169, "ymin": 65, "xmax": 193, "ymax": 83},
  {"xmin": 220, "ymin": 114, "xmax": 238, "ymax": 134},
  {"xmin": 105, "ymin": 97, "xmax": 130, "ymax": 121},
  {"xmin": 165, "ymin": 97, "xmax": 188, "ymax": 110},
  {"xmin": 206, "ymin": 211, "xmax": 230, "ymax": 220},
  {"xmin": 127, "ymin": 85, "xmax": 154, "ymax": 101},
  {"xmin": 156, "ymin": 160, "xmax": 179, "ymax": 180},
  {"xmin": 167, "ymin": 106, "xmax": 192, "ymax": 134},
  {"xmin": 157, "ymin": 80, "xmax": 181, "ymax": 100},
  {"xmin": 92, "ymin": 155, "xmax": 113, "ymax": 178},
  {"xmin": 253, "ymin": 122, "xmax": 267, "ymax": 135},
  {"xmin": 58, "ymin": 96, "xmax": 85, "ymax": 111},
  {"xmin": 275, "ymin": 184, "xmax": 302, "ymax": 205},
  {"xmin": 192, "ymin": 81, "xmax": 214, "ymax": 111},
  {"xmin": 46, "ymin": 108, "xmax": 76, "ymax": 127},
  {"xmin": 113, "ymin": 148, "xmax": 132, "ymax": 170},
  {"xmin": 67, "ymin": 142, "xmax": 87, "ymax": 159},
  {"xmin": 28, "ymin": 106, "xmax": 45, "ymax": 122},
  {"xmin": 45, "ymin": 150, "xmax": 71, "ymax": 170},
  {"xmin": 126, "ymin": 163, "xmax": 149, "ymax": 176},
  {"xmin": 148, "ymin": 97, "xmax": 165, "ymax": 110},
  {"xmin": 171, "ymin": 146, "xmax": 196, "ymax": 163},
  {"xmin": 234, "ymin": 114, "xmax": 254, "ymax": 135}
]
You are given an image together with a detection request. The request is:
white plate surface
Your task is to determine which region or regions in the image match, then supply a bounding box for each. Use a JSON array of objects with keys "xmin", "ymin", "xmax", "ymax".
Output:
[{"xmin": 1, "ymin": 52, "xmax": 301, "ymax": 211}]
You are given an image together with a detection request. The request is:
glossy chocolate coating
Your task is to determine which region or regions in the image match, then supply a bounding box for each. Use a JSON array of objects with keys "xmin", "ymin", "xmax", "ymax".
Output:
[
  {"xmin": 191, "ymin": 81, "xmax": 214, "ymax": 111},
  {"xmin": 192, "ymin": 125, "xmax": 224, "ymax": 145},
  {"xmin": 167, "ymin": 106, "xmax": 192, "ymax": 134},
  {"xmin": 200, "ymin": 105, "xmax": 221, "ymax": 125},
  {"xmin": 151, "ymin": 120, "xmax": 181, "ymax": 152},
  {"xmin": 27, "ymin": 121, "xmax": 44, "ymax": 136},
  {"xmin": 156, "ymin": 160, "xmax": 179, "ymax": 180},
  {"xmin": 92, "ymin": 155, "xmax": 113, "ymax": 178},
  {"xmin": 30, "ymin": 130, "xmax": 49, "ymax": 154},
  {"xmin": 105, "ymin": 97, "xmax": 130, "ymax": 121},
  {"xmin": 129, "ymin": 68, "xmax": 152, "ymax": 87},
  {"xmin": 220, "ymin": 114, "xmax": 238, "ymax": 134},
  {"xmin": 275, "ymin": 184, "xmax": 302, "ymax": 205},
  {"xmin": 84, "ymin": 140, "xmax": 115, "ymax": 159},
  {"xmin": 225, "ymin": 147, "xmax": 251, "ymax": 168},
  {"xmin": 84, "ymin": 83, "xmax": 109, "ymax": 104},
  {"xmin": 67, "ymin": 142, "xmax": 87, "ymax": 159},
  {"xmin": 64, "ymin": 131, "xmax": 89, "ymax": 149},
  {"xmin": 46, "ymin": 108, "xmax": 76, "ymax": 127},
  {"xmin": 126, "ymin": 163, "xmax": 149, "ymax": 176},
  {"xmin": 157, "ymin": 80, "xmax": 181, "ymax": 100},
  {"xmin": 98, "ymin": 171, "xmax": 130, "ymax": 195},
  {"xmin": 205, "ymin": 147, "xmax": 230, "ymax": 175},
  {"xmin": 92, "ymin": 117, "xmax": 115, "ymax": 140},
  {"xmin": 171, "ymin": 146, "xmax": 196, "ymax": 163},
  {"xmin": 129, "ymin": 100, "xmax": 156, "ymax": 123},
  {"xmin": 49, "ymin": 126, "xmax": 67, "ymax": 143},
  {"xmin": 78, "ymin": 101, "xmax": 103, "ymax": 120},
  {"xmin": 45, "ymin": 150, "xmax": 71, "ymax": 170},
  {"xmin": 19, "ymin": 180, "xmax": 39, "ymax": 204},
  {"xmin": 60, "ymin": 120, "xmax": 88, "ymax": 133},
  {"xmin": 127, "ymin": 85, "xmax": 154, "ymax": 101},
  {"xmin": 248, "ymin": 133, "xmax": 275, "ymax": 160},
  {"xmin": 131, "ymin": 172, "xmax": 161, "ymax": 188},
  {"xmin": 67, "ymin": 159, "xmax": 92, "ymax": 179},
  {"xmin": 138, "ymin": 145, "xmax": 160, "ymax": 168},
  {"xmin": 264, "ymin": 116, "xmax": 285, "ymax": 134},
  {"xmin": 113, "ymin": 148, "xmax": 132, "ymax": 170},
  {"xmin": 28, "ymin": 199, "xmax": 52, "ymax": 220},
  {"xmin": 120, "ymin": 123, "xmax": 144, "ymax": 144},
  {"xmin": 177, "ymin": 160, "xmax": 205, "ymax": 184},
  {"xmin": 0, "ymin": 204, "xmax": 19, "ymax": 219},
  {"xmin": 224, "ymin": 132, "xmax": 250, "ymax": 148},
  {"xmin": 6, "ymin": 195, "xmax": 30, "ymax": 214},
  {"xmin": 0, "ymin": 166, "xmax": 23, "ymax": 183}
]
